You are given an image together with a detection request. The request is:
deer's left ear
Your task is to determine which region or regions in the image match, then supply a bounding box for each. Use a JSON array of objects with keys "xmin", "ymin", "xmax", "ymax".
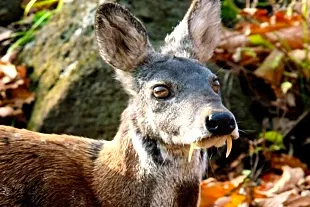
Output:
[
  {"xmin": 188, "ymin": 0, "xmax": 221, "ymax": 62},
  {"xmin": 162, "ymin": 0, "xmax": 221, "ymax": 63},
  {"xmin": 95, "ymin": 3, "xmax": 153, "ymax": 71}
]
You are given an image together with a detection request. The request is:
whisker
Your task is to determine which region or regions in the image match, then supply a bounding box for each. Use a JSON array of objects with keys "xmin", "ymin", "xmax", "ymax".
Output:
[{"xmin": 238, "ymin": 129, "xmax": 257, "ymax": 134}]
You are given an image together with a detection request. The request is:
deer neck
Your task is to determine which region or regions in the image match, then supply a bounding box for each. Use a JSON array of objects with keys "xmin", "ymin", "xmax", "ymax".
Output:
[{"xmin": 93, "ymin": 107, "xmax": 206, "ymax": 206}]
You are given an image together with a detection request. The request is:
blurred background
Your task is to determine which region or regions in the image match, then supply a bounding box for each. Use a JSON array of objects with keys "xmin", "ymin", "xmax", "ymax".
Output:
[{"xmin": 0, "ymin": 0, "xmax": 310, "ymax": 205}]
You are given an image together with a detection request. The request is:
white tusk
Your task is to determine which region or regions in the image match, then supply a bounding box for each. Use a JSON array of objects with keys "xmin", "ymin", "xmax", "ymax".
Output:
[
  {"xmin": 226, "ymin": 136, "xmax": 233, "ymax": 158},
  {"xmin": 188, "ymin": 143, "xmax": 196, "ymax": 162}
]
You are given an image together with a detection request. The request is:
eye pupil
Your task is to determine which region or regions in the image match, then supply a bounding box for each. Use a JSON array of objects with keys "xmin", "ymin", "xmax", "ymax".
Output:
[{"xmin": 153, "ymin": 86, "xmax": 170, "ymax": 99}]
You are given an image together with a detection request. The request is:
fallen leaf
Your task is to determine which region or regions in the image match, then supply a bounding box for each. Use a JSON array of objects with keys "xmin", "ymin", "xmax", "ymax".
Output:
[
  {"xmin": 200, "ymin": 176, "xmax": 247, "ymax": 207},
  {"xmin": 200, "ymin": 178, "xmax": 234, "ymax": 207},
  {"xmin": 286, "ymin": 92, "xmax": 296, "ymax": 107},
  {"xmin": 0, "ymin": 106, "xmax": 14, "ymax": 117},
  {"xmin": 284, "ymin": 192, "xmax": 310, "ymax": 207},
  {"xmin": 254, "ymin": 49, "xmax": 284, "ymax": 86},
  {"xmin": 0, "ymin": 61, "xmax": 18, "ymax": 80},
  {"xmin": 254, "ymin": 189, "xmax": 298, "ymax": 207},
  {"xmin": 16, "ymin": 65, "xmax": 27, "ymax": 79},
  {"xmin": 0, "ymin": 27, "xmax": 12, "ymax": 42},
  {"xmin": 224, "ymin": 192, "xmax": 249, "ymax": 207},
  {"xmin": 269, "ymin": 154, "xmax": 308, "ymax": 172},
  {"xmin": 214, "ymin": 196, "xmax": 231, "ymax": 207},
  {"xmin": 281, "ymin": 82, "xmax": 293, "ymax": 94},
  {"xmin": 258, "ymin": 166, "xmax": 304, "ymax": 195}
]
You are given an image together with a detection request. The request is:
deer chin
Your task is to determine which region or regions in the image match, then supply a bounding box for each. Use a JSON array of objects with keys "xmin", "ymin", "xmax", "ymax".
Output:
[{"xmin": 188, "ymin": 135, "xmax": 235, "ymax": 162}]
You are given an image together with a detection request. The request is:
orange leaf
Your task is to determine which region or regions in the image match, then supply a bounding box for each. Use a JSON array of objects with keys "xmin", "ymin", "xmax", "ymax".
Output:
[
  {"xmin": 200, "ymin": 176, "xmax": 247, "ymax": 207},
  {"xmin": 200, "ymin": 178, "xmax": 235, "ymax": 207},
  {"xmin": 224, "ymin": 193, "xmax": 248, "ymax": 207}
]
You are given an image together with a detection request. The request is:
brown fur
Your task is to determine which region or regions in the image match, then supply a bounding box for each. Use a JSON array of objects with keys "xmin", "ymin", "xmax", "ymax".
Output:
[{"xmin": 0, "ymin": 126, "xmax": 99, "ymax": 206}]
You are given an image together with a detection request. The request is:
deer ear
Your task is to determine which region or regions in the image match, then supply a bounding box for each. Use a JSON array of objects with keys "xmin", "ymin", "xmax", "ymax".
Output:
[
  {"xmin": 95, "ymin": 3, "xmax": 153, "ymax": 71},
  {"xmin": 162, "ymin": 0, "xmax": 221, "ymax": 62}
]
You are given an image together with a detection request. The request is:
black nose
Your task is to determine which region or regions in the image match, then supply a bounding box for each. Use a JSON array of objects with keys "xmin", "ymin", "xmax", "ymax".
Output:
[{"xmin": 206, "ymin": 112, "xmax": 236, "ymax": 135}]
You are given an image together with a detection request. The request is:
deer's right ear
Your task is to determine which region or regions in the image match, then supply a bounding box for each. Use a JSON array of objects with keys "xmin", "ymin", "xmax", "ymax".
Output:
[{"xmin": 95, "ymin": 3, "xmax": 153, "ymax": 71}]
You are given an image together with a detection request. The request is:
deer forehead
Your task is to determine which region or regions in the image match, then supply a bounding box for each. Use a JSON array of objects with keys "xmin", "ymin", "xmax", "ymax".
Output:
[{"xmin": 139, "ymin": 56, "xmax": 216, "ymax": 87}]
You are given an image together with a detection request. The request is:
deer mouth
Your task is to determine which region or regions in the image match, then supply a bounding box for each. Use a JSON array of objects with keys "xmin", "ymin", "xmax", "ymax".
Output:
[{"xmin": 188, "ymin": 129, "xmax": 239, "ymax": 162}]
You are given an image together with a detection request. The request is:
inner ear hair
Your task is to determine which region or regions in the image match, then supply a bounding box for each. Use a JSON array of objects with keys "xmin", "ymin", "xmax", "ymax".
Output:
[
  {"xmin": 161, "ymin": 0, "xmax": 221, "ymax": 63},
  {"xmin": 188, "ymin": 0, "xmax": 221, "ymax": 62},
  {"xmin": 95, "ymin": 3, "xmax": 153, "ymax": 71}
]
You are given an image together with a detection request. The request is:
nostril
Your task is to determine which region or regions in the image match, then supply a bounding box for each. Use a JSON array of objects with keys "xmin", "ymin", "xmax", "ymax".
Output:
[
  {"xmin": 229, "ymin": 119, "xmax": 236, "ymax": 129},
  {"xmin": 206, "ymin": 116, "xmax": 219, "ymax": 133},
  {"xmin": 206, "ymin": 112, "xmax": 236, "ymax": 135}
]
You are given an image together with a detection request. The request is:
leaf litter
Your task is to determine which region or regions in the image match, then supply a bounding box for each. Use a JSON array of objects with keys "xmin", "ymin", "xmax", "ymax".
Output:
[{"xmin": 200, "ymin": 4, "xmax": 310, "ymax": 206}]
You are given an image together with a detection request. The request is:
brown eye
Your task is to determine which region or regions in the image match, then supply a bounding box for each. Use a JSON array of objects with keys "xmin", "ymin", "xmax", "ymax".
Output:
[
  {"xmin": 153, "ymin": 85, "xmax": 170, "ymax": 99},
  {"xmin": 212, "ymin": 78, "xmax": 220, "ymax": 93}
]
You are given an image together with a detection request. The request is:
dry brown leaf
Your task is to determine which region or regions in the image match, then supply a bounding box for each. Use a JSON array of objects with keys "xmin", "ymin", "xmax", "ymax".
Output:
[
  {"xmin": 288, "ymin": 49, "xmax": 310, "ymax": 79},
  {"xmin": 0, "ymin": 58, "xmax": 34, "ymax": 125},
  {"xmin": 218, "ymin": 25, "xmax": 309, "ymax": 55},
  {"xmin": 289, "ymin": 49, "xmax": 310, "ymax": 62},
  {"xmin": 254, "ymin": 189, "xmax": 298, "ymax": 207},
  {"xmin": 254, "ymin": 49, "xmax": 284, "ymax": 86},
  {"xmin": 237, "ymin": 9, "xmax": 302, "ymax": 35},
  {"xmin": 286, "ymin": 93, "xmax": 296, "ymax": 107},
  {"xmin": 218, "ymin": 29, "xmax": 249, "ymax": 54},
  {"xmin": 16, "ymin": 65, "xmax": 27, "ymax": 79},
  {"xmin": 0, "ymin": 106, "xmax": 14, "ymax": 117},
  {"xmin": 265, "ymin": 26, "xmax": 309, "ymax": 50},
  {"xmin": 0, "ymin": 61, "xmax": 18, "ymax": 80},
  {"xmin": 259, "ymin": 166, "xmax": 304, "ymax": 195},
  {"xmin": 284, "ymin": 191, "xmax": 310, "ymax": 207},
  {"xmin": 305, "ymin": 176, "xmax": 310, "ymax": 185},
  {"xmin": 239, "ymin": 8, "xmax": 269, "ymax": 22},
  {"xmin": 0, "ymin": 27, "xmax": 12, "ymax": 42},
  {"xmin": 268, "ymin": 153, "xmax": 308, "ymax": 172}
]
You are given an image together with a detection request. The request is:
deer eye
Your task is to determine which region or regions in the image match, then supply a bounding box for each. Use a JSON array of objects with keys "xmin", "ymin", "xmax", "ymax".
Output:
[
  {"xmin": 153, "ymin": 85, "xmax": 170, "ymax": 99},
  {"xmin": 212, "ymin": 78, "xmax": 220, "ymax": 93}
]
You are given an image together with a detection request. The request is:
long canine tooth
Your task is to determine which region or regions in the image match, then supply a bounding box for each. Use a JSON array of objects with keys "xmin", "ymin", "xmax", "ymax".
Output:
[
  {"xmin": 188, "ymin": 143, "xmax": 196, "ymax": 162},
  {"xmin": 226, "ymin": 136, "xmax": 233, "ymax": 158}
]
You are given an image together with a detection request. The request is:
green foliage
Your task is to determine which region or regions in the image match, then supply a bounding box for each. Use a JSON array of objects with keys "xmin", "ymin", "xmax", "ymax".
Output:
[
  {"xmin": 281, "ymin": 81, "xmax": 293, "ymax": 94},
  {"xmin": 6, "ymin": 0, "xmax": 64, "ymax": 56},
  {"xmin": 242, "ymin": 169, "xmax": 252, "ymax": 177},
  {"xmin": 249, "ymin": 34, "xmax": 274, "ymax": 49},
  {"xmin": 8, "ymin": 11, "xmax": 53, "ymax": 54},
  {"xmin": 260, "ymin": 131, "xmax": 285, "ymax": 151},
  {"xmin": 221, "ymin": 0, "xmax": 239, "ymax": 26}
]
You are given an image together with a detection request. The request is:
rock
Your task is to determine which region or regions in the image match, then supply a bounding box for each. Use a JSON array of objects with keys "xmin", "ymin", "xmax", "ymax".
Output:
[
  {"xmin": 19, "ymin": 0, "xmax": 189, "ymax": 139},
  {"xmin": 0, "ymin": 0, "xmax": 23, "ymax": 26}
]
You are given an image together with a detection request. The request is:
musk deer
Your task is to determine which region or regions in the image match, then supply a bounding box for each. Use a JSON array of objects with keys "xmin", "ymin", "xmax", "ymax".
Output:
[{"xmin": 0, "ymin": 0, "xmax": 239, "ymax": 206}]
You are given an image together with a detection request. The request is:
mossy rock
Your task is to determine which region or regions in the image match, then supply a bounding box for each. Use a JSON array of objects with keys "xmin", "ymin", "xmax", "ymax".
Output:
[{"xmin": 19, "ymin": 0, "xmax": 189, "ymax": 140}]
